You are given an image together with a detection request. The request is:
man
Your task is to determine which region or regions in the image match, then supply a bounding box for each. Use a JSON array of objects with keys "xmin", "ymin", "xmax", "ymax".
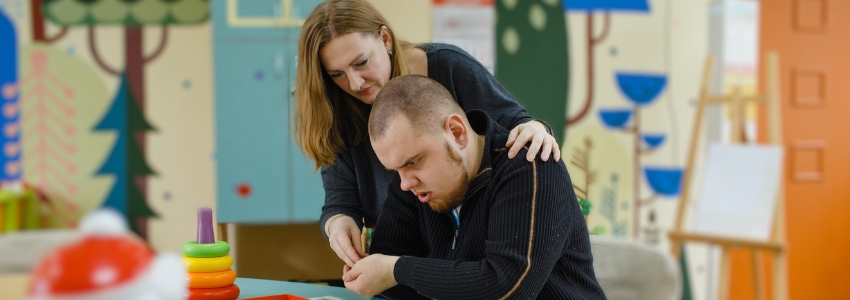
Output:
[{"xmin": 343, "ymin": 75, "xmax": 604, "ymax": 299}]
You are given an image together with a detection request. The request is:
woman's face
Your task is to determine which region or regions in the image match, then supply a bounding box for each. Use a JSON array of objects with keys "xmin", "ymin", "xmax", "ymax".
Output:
[{"xmin": 319, "ymin": 29, "xmax": 393, "ymax": 105}]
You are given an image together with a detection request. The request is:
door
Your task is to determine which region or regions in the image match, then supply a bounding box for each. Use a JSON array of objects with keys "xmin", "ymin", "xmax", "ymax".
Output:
[
  {"xmin": 213, "ymin": 0, "xmax": 327, "ymax": 223},
  {"xmin": 214, "ymin": 42, "xmax": 292, "ymax": 223},
  {"xmin": 740, "ymin": 0, "xmax": 850, "ymax": 298}
]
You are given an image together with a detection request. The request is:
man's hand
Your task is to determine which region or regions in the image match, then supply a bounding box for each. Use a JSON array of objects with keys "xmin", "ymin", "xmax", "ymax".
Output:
[
  {"xmin": 342, "ymin": 254, "xmax": 400, "ymax": 297},
  {"xmin": 326, "ymin": 215, "xmax": 367, "ymax": 267},
  {"xmin": 506, "ymin": 120, "xmax": 561, "ymax": 162}
]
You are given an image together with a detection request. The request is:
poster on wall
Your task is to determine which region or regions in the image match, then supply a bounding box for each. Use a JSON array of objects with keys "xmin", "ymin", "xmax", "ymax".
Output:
[{"xmin": 432, "ymin": 0, "xmax": 495, "ymax": 73}]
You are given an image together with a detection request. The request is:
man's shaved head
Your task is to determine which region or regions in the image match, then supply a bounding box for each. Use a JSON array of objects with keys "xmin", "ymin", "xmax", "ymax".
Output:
[{"xmin": 368, "ymin": 75, "xmax": 465, "ymax": 141}]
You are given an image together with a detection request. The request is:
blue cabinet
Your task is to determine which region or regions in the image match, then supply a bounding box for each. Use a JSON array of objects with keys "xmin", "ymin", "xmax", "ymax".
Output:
[{"xmin": 212, "ymin": 0, "xmax": 325, "ymax": 223}]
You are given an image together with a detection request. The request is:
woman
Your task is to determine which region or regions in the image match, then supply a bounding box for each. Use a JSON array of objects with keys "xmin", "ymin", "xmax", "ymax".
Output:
[{"xmin": 295, "ymin": 0, "xmax": 561, "ymax": 268}]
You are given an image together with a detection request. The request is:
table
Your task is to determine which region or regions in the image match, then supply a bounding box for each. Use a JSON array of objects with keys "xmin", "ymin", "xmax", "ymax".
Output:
[
  {"xmin": 235, "ymin": 278, "xmax": 380, "ymax": 299},
  {"xmin": 0, "ymin": 274, "xmax": 380, "ymax": 300},
  {"xmin": 0, "ymin": 273, "xmax": 29, "ymax": 300}
]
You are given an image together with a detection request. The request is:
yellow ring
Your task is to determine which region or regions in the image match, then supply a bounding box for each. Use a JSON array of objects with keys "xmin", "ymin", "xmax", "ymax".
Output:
[
  {"xmin": 183, "ymin": 255, "xmax": 233, "ymax": 273},
  {"xmin": 187, "ymin": 269, "xmax": 236, "ymax": 289},
  {"xmin": 182, "ymin": 240, "xmax": 230, "ymax": 258}
]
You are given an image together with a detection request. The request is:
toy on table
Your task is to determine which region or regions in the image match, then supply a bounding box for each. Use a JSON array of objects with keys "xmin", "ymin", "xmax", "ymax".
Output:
[
  {"xmin": 184, "ymin": 207, "xmax": 240, "ymax": 300},
  {"xmin": 26, "ymin": 209, "xmax": 186, "ymax": 300}
]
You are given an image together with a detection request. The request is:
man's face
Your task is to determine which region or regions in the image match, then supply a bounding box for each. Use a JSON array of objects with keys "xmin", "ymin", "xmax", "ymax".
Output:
[{"xmin": 372, "ymin": 116, "xmax": 469, "ymax": 213}]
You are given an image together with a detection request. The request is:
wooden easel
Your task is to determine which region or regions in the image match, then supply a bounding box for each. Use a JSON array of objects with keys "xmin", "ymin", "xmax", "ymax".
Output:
[{"xmin": 668, "ymin": 52, "xmax": 787, "ymax": 300}]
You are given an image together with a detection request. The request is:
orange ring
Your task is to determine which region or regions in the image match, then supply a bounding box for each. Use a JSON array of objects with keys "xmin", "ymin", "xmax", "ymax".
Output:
[
  {"xmin": 187, "ymin": 269, "xmax": 236, "ymax": 289},
  {"xmin": 186, "ymin": 284, "xmax": 240, "ymax": 300}
]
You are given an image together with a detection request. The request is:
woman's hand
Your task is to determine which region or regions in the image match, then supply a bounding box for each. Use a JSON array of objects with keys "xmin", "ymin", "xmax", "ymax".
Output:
[
  {"xmin": 506, "ymin": 120, "xmax": 561, "ymax": 162},
  {"xmin": 326, "ymin": 215, "xmax": 367, "ymax": 267},
  {"xmin": 342, "ymin": 254, "xmax": 399, "ymax": 297}
]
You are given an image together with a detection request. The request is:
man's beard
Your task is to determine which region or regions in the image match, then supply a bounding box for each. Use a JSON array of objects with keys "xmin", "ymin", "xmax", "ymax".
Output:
[{"xmin": 428, "ymin": 142, "xmax": 470, "ymax": 213}]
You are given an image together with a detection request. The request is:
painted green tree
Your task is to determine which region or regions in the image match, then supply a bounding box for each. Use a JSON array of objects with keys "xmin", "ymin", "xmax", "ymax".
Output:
[
  {"xmin": 496, "ymin": 0, "xmax": 569, "ymax": 142},
  {"xmin": 94, "ymin": 73, "xmax": 156, "ymax": 235}
]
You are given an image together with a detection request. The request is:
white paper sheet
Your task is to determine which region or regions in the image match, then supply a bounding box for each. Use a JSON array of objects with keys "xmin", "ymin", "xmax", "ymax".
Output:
[{"xmin": 692, "ymin": 143, "xmax": 783, "ymax": 241}]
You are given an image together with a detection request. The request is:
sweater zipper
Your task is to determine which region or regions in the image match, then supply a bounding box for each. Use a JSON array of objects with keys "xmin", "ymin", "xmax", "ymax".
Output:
[{"xmin": 451, "ymin": 209, "xmax": 460, "ymax": 249}]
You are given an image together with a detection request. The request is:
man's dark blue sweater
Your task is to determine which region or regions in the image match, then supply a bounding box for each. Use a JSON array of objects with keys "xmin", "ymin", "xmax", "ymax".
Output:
[{"xmin": 370, "ymin": 110, "xmax": 605, "ymax": 299}]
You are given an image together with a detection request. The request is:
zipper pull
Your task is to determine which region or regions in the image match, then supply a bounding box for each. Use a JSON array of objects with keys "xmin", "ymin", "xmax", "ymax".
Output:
[
  {"xmin": 452, "ymin": 229, "xmax": 458, "ymax": 249},
  {"xmin": 450, "ymin": 209, "xmax": 460, "ymax": 250}
]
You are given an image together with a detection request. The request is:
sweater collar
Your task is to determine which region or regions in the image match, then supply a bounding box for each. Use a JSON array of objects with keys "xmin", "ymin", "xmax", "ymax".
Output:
[{"xmin": 463, "ymin": 110, "xmax": 505, "ymax": 200}]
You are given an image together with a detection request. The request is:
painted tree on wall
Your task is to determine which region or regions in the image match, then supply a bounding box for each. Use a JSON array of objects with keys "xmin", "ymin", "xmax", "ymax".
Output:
[
  {"xmin": 29, "ymin": 0, "xmax": 67, "ymax": 43},
  {"xmin": 94, "ymin": 73, "xmax": 156, "ymax": 235},
  {"xmin": 19, "ymin": 45, "xmax": 82, "ymax": 227},
  {"xmin": 495, "ymin": 0, "xmax": 569, "ymax": 142},
  {"xmin": 41, "ymin": 0, "xmax": 208, "ymax": 237},
  {"xmin": 563, "ymin": 0, "xmax": 651, "ymax": 126}
]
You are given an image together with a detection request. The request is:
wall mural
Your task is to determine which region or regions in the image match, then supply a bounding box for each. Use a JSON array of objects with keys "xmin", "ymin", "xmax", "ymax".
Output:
[
  {"xmin": 0, "ymin": 0, "xmax": 209, "ymax": 237},
  {"xmin": 495, "ymin": 0, "xmax": 569, "ymax": 143},
  {"xmin": 598, "ymin": 72, "xmax": 682, "ymax": 239},
  {"xmin": 93, "ymin": 73, "xmax": 157, "ymax": 235},
  {"xmin": 564, "ymin": 0, "xmax": 650, "ymax": 127},
  {"xmin": 20, "ymin": 44, "xmax": 110, "ymax": 229},
  {"xmin": 39, "ymin": 0, "xmax": 209, "ymax": 238},
  {"xmin": 556, "ymin": 0, "xmax": 710, "ymax": 297},
  {"xmin": 18, "ymin": 0, "xmax": 74, "ymax": 230},
  {"xmin": 559, "ymin": 0, "xmax": 692, "ymax": 245},
  {"xmin": 0, "ymin": 4, "xmax": 107, "ymax": 232},
  {"xmin": 494, "ymin": 0, "xmax": 685, "ymax": 242},
  {"xmin": 1, "ymin": 9, "xmax": 21, "ymax": 184}
]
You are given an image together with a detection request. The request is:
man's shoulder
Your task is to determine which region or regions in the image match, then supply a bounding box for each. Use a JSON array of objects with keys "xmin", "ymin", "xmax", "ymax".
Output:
[{"xmin": 489, "ymin": 145, "xmax": 571, "ymax": 183}]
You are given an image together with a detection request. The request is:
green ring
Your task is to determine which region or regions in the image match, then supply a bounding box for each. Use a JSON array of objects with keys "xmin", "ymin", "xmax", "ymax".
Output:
[{"xmin": 182, "ymin": 241, "xmax": 230, "ymax": 258}]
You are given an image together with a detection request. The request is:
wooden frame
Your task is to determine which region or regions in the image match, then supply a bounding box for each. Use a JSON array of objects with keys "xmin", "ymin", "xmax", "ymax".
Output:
[{"xmin": 668, "ymin": 52, "xmax": 788, "ymax": 300}]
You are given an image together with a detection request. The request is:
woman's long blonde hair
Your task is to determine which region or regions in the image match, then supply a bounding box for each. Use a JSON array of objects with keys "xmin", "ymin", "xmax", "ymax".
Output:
[{"xmin": 295, "ymin": 0, "xmax": 410, "ymax": 170}]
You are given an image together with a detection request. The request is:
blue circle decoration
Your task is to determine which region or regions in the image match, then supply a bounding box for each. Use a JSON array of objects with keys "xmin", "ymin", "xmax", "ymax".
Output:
[
  {"xmin": 615, "ymin": 72, "xmax": 668, "ymax": 106},
  {"xmin": 641, "ymin": 134, "xmax": 666, "ymax": 149},
  {"xmin": 643, "ymin": 167, "xmax": 684, "ymax": 197},
  {"xmin": 599, "ymin": 109, "xmax": 633, "ymax": 129}
]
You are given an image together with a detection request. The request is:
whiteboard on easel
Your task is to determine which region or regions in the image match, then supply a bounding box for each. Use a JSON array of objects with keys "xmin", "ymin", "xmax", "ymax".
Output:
[{"xmin": 692, "ymin": 143, "xmax": 784, "ymax": 241}]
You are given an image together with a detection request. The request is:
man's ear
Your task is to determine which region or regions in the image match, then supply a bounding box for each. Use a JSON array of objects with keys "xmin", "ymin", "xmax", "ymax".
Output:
[{"xmin": 444, "ymin": 114, "xmax": 468, "ymax": 150}]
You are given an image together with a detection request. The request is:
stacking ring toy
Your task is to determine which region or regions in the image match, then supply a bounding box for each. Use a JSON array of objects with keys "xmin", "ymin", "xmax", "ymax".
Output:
[
  {"xmin": 183, "ymin": 255, "xmax": 233, "ymax": 273},
  {"xmin": 187, "ymin": 269, "xmax": 237, "ymax": 288},
  {"xmin": 182, "ymin": 240, "xmax": 230, "ymax": 258},
  {"xmin": 186, "ymin": 284, "xmax": 241, "ymax": 300}
]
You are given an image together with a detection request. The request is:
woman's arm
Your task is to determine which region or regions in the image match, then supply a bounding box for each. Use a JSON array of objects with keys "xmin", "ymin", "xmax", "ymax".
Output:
[{"xmin": 321, "ymin": 154, "xmax": 368, "ymax": 267}]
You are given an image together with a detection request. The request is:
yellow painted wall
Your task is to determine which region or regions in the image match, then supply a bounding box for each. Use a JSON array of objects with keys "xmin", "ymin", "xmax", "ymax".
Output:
[{"xmin": 369, "ymin": 0, "xmax": 432, "ymax": 43}]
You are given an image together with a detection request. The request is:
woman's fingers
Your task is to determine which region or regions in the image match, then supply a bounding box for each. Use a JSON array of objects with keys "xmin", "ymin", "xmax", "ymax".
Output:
[
  {"xmin": 525, "ymin": 133, "xmax": 544, "ymax": 162},
  {"xmin": 539, "ymin": 136, "xmax": 553, "ymax": 161},
  {"xmin": 506, "ymin": 121, "xmax": 562, "ymax": 162},
  {"xmin": 506, "ymin": 127, "xmax": 519, "ymax": 148},
  {"xmin": 553, "ymin": 141, "xmax": 562, "ymax": 162},
  {"xmin": 352, "ymin": 227, "xmax": 367, "ymax": 257},
  {"xmin": 332, "ymin": 237, "xmax": 356, "ymax": 267},
  {"xmin": 509, "ymin": 129, "xmax": 534, "ymax": 159}
]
